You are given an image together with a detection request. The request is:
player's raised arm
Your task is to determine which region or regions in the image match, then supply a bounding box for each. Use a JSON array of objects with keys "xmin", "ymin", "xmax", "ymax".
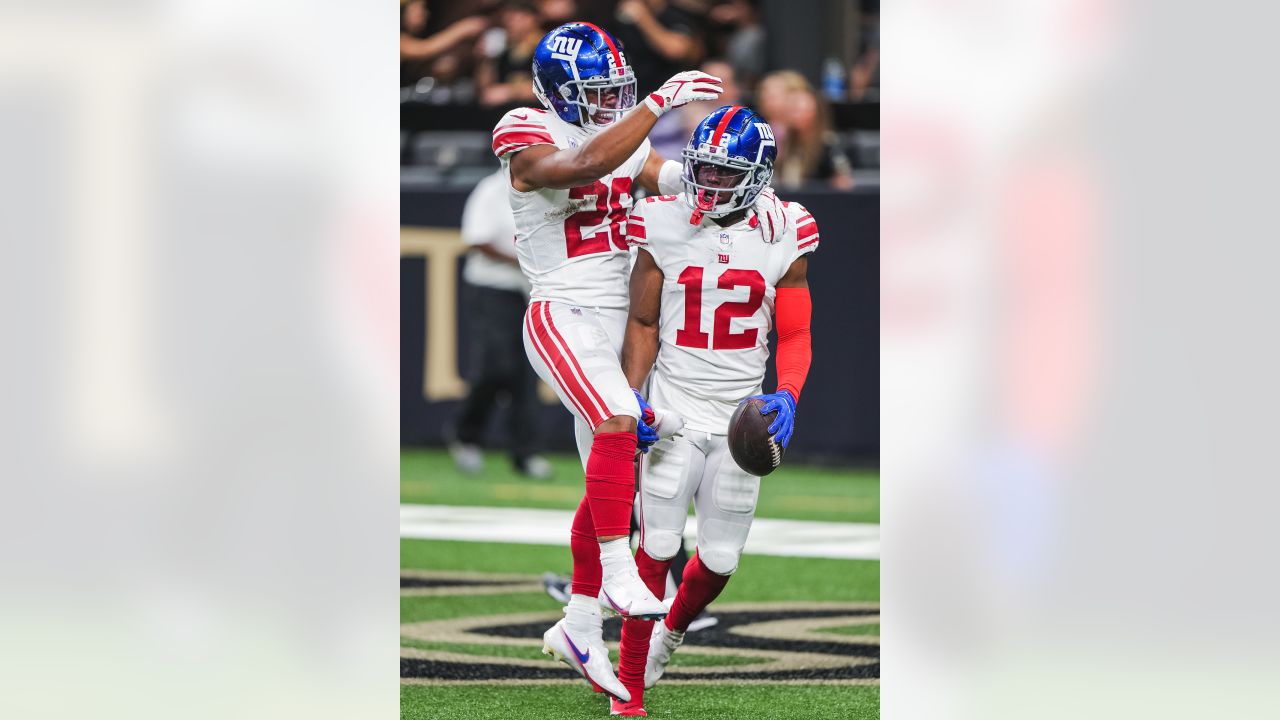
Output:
[
  {"xmin": 510, "ymin": 71, "xmax": 722, "ymax": 192},
  {"xmin": 622, "ymin": 248, "xmax": 664, "ymax": 389}
]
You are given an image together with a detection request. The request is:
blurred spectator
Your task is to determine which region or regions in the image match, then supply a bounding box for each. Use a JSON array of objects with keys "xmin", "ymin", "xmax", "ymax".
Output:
[
  {"xmin": 447, "ymin": 169, "xmax": 551, "ymax": 479},
  {"xmin": 649, "ymin": 57, "xmax": 742, "ymax": 161},
  {"xmin": 707, "ymin": 0, "xmax": 765, "ymax": 90},
  {"xmin": 537, "ymin": 0, "xmax": 578, "ymax": 25},
  {"xmin": 611, "ymin": 0, "xmax": 704, "ymax": 93},
  {"xmin": 401, "ymin": 1, "xmax": 490, "ymax": 87},
  {"xmin": 475, "ymin": 1, "xmax": 544, "ymax": 107},
  {"xmin": 757, "ymin": 70, "xmax": 856, "ymax": 190},
  {"xmin": 850, "ymin": 3, "xmax": 879, "ymax": 101},
  {"xmin": 849, "ymin": 46, "xmax": 879, "ymax": 102}
]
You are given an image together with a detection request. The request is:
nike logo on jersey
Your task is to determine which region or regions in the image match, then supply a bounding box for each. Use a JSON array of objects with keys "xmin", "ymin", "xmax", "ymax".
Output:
[
  {"xmin": 512, "ymin": 113, "xmax": 528, "ymax": 120},
  {"xmin": 562, "ymin": 629, "xmax": 590, "ymax": 664}
]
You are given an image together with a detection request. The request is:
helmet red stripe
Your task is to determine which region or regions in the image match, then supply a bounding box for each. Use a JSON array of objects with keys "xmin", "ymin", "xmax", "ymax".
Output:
[
  {"xmin": 574, "ymin": 21, "xmax": 623, "ymax": 73},
  {"xmin": 709, "ymin": 105, "xmax": 745, "ymax": 147}
]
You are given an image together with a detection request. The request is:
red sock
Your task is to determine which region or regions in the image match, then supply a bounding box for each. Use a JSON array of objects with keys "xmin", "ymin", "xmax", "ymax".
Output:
[
  {"xmin": 569, "ymin": 497, "xmax": 601, "ymax": 598},
  {"xmin": 666, "ymin": 553, "xmax": 730, "ymax": 632},
  {"xmin": 585, "ymin": 431, "xmax": 638, "ymax": 537},
  {"xmin": 617, "ymin": 548, "xmax": 672, "ymax": 706}
]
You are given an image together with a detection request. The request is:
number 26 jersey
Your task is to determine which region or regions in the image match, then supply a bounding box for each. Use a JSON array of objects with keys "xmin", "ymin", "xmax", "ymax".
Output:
[
  {"xmin": 627, "ymin": 194, "xmax": 819, "ymax": 433},
  {"xmin": 492, "ymin": 107, "xmax": 651, "ymax": 310}
]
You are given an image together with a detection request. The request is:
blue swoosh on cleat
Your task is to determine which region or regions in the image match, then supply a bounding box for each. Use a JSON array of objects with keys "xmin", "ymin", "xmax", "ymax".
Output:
[
  {"xmin": 562, "ymin": 629, "xmax": 589, "ymax": 664},
  {"xmin": 602, "ymin": 590, "xmax": 627, "ymax": 615}
]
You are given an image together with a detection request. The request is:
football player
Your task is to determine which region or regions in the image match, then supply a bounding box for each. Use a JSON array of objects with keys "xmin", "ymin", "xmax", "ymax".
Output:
[
  {"xmin": 490, "ymin": 22, "xmax": 723, "ymax": 702},
  {"xmin": 612, "ymin": 105, "xmax": 817, "ymax": 716}
]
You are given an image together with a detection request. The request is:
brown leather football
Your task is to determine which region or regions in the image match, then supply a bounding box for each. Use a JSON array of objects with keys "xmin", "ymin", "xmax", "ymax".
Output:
[{"xmin": 727, "ymin": 397, "xmax": 784, "ymax": 476}]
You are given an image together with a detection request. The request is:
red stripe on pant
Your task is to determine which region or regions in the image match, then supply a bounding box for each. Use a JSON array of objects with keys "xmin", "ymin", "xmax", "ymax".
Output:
[
  {"xmin": 524, "ymin": 306, "xmax": 594, "ymax": 423},
  {"xmin": 537, "ymin": 302, "xmax": 614, "ymax": 425},
  {"xmin": 617, "ymin": 548, "xmax": 673, "ymax": 706},
  {"xmin": 528, "ymin": 302, "xmax": 607, "ymax": 427}
]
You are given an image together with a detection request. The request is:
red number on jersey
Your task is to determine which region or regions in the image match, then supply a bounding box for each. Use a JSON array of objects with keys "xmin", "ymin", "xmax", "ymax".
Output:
[
  {"xmin": 713, "ymin": 269, "xmax": 766, "ymax": 349},
  {"xmin": 675, "ymin": 267, "xmax": 711, "ymax": 348},
  {"xmin": 674, "ymin": 266, "xmax": 767, "ymax": 350},
  {"xmin": 564, "ymin": 177, "xmax": 632, "ymax": 257}
]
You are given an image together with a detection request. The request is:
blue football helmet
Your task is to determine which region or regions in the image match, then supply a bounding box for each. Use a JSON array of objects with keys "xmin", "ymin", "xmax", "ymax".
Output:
[
  {"xmin": 682, "ymin": 105, "xmax": 777, "ymax": 220},
  {"xmin": 532, "ymin": 22, "xmax": 637, "ymax": 130}
]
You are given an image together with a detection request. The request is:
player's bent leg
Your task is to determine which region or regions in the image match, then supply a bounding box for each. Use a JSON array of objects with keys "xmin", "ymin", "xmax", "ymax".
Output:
[
  {"xmin": 525, "ymin": 301, "xmax": 657, "ymax": 620},
  {"xmin": 523, "ymin": 305, "xmax": 648, "ymax": 694},
  {"xmin": 591, "ymin": 424, "xmax": 665, "ymax": 620},
  {"xmin": 665, "ymin": 436, "xmax": 759, "ymax": 633},
  {"xmin": 589, "ymin": 416, "xmax": 667, "ymax": 621},
  {"xmin": 628, "ymin": 434, "xmax": 704, "ymax": 691}
]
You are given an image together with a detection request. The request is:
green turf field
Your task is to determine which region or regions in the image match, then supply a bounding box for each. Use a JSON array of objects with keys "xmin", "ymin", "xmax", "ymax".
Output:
[
  {"xmin": 402, "ymin": 448, "xmax": 879, "ymax": 524},
  {"xmin": 401, "ymin": 684, "xmax": 881, "ymax": 720},
  {"xmin": 401, "ymin": 449, "xmax": 879, "ymax": 719}
]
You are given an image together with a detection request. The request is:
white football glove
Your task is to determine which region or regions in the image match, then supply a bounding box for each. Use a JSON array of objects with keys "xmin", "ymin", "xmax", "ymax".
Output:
[
  {"xmin": 643, "ymin": 71, "xmax": 723, "ymax": 117},
  {"xmin": 650, "ymin": 406, "xmax": 685, "ymax": 440},
  {"xmin": 752, "ymin": 187, "xmax": 789, "ymax": 243}
]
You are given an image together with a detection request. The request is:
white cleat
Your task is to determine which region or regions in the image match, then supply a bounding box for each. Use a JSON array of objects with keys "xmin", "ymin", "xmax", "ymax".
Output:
[
  {"xmin": 598, "ymin": 565, "xmax": 668, "ymax": 620},
  {"xmin": 644, "ymin": 620, "xmax": 685, "ymax": 689},
  {"xmin": 541, "ymin": 618, "xmax": 631, "ymax": 702}
]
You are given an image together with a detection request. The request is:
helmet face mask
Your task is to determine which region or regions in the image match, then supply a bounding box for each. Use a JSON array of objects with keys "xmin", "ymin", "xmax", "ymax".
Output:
[
  {"xmin": 563, "ymin": 73, "xmax": 637, "ymax": 128},
  {"xmin": 681, "ymin": 105, "xmax": 776, "ymax": 220},
  {"xmin": 684, "ymin": 158, "xmax": 753, "ymax": 213}
]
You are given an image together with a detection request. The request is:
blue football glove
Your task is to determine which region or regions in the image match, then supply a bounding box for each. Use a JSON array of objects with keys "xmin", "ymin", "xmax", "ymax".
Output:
[
  {"xmin": 633, "ymin": 389, "xmax": 659, "ymax": 453},
  {"xmin": 751, "ymin": 390, "xmax": 797, "ymax": 449}
]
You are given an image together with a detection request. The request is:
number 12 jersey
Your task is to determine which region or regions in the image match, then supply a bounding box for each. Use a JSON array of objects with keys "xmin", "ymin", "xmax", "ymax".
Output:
[{"xmin": 627, "ymin": 194, "xmax": 819, "ymax": 434}]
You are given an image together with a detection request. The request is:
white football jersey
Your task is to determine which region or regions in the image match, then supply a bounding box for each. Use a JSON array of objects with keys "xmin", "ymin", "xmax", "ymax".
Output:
[
  {"xmin": 492, "ymin": 107, "xmax": 651, "ymax": 309},
  {"xmin": 627, "ymin": 193, "xmax": 819, "ymax": 433}
]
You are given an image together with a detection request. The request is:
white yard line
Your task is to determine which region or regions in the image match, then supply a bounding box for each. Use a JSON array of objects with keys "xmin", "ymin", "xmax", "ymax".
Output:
[{"xmin": 400, "ymin": 504, "xmax": 880, "ymax": 561}]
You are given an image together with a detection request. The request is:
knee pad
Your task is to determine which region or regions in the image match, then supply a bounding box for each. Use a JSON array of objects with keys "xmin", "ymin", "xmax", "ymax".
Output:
[
  {"xmin": 694, "ymin": 516, "xmax": 749, "ymax": 576},
  {"xmin": 695, "ymin": 545, "xmax": 741, "ymax": 576},
  {"xmin": 642, "ymin": 530, "xmax": 683, "ymax": 562}
]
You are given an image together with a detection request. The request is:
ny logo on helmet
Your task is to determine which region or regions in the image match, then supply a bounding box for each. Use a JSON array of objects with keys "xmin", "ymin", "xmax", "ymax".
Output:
[
  {"xmin": 549, "ymin": 36, "xmax": 583, "ymax": 61},
  {"xmin": 754, "ymin": 122, "xmax": 776, "ymax": 161}
]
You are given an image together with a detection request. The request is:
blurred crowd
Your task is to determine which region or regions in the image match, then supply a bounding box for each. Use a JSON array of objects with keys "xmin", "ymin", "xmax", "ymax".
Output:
[{"xmin": 401, "ymin": 0, "xmax": 879, "ymax": 189}]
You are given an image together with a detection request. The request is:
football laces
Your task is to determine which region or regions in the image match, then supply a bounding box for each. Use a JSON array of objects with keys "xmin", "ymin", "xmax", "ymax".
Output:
[{"xmin": 768, "ymin": 437, "xmax": 781, "ymax": 467}]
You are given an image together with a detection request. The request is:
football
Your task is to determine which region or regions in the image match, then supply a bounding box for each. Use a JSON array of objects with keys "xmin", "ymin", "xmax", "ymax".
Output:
[{"xmin": 727, "ymin": 397, "xmax": 784, "ymax": 476}]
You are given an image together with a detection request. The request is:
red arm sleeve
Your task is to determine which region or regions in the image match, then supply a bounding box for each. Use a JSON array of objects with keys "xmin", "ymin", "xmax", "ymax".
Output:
[{"xmin": 775, "ymin": 287, "xmax": 812, "ymax": 401}]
